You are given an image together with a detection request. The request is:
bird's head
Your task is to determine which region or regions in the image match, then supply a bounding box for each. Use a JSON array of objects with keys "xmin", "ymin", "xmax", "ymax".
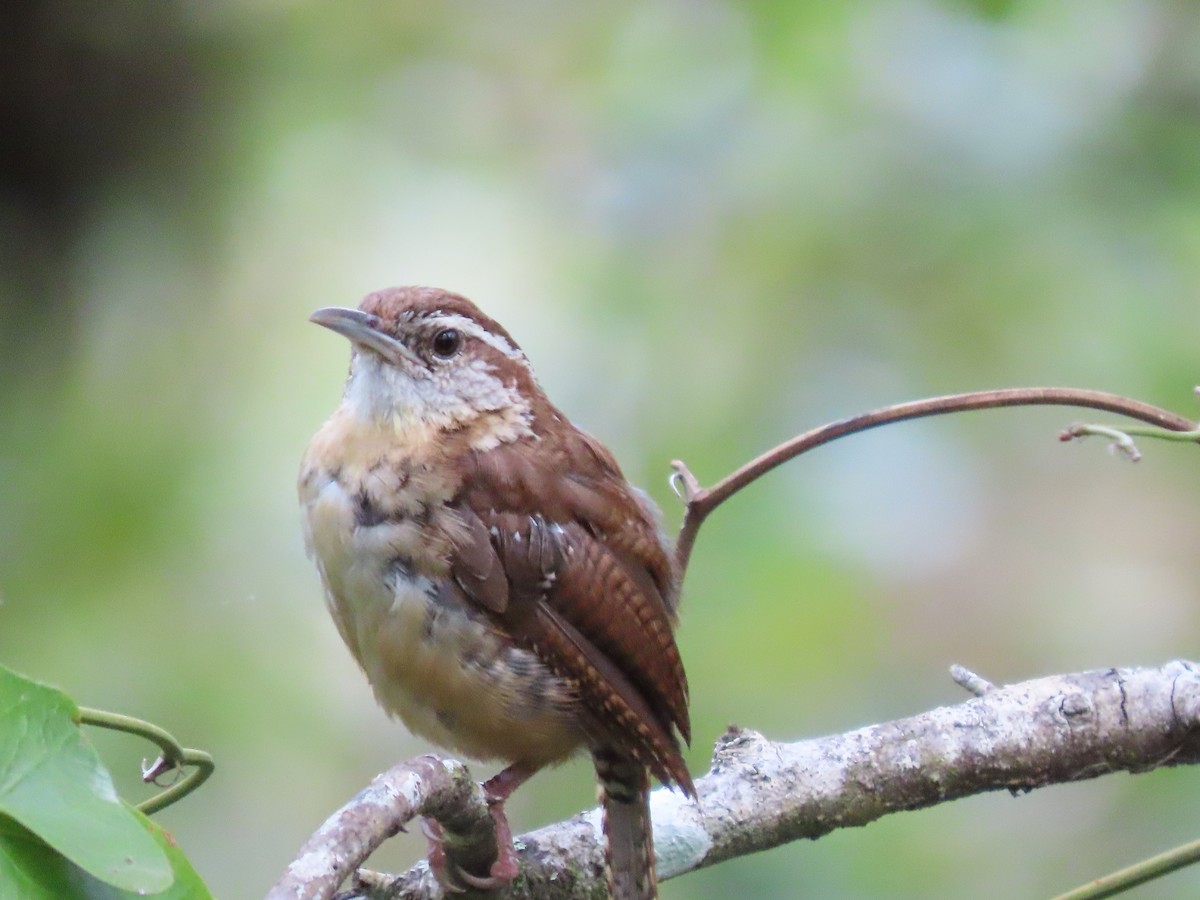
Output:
[{"xmin": 311, "ymin": 286, "xmax": 544, "ymax": 448}]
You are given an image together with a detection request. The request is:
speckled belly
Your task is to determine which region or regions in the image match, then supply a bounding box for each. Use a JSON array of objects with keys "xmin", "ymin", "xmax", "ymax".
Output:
[
  {"xmin": 302, "ymin": 470, "xmax": 582, "ymax": 766},
  {"xmin": 360, "ymin": 574, "xmax": 581, "ymax": 764}
]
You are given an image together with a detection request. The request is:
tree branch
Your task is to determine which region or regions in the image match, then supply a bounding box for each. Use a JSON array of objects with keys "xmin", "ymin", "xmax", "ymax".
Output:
[
  {"xmin": 267, "ymin": 756, "xmax": 502, "ymax": 900},
  {"xmin": 271, "ymin": 659, "xmax": 1200, "ymax": 899}
]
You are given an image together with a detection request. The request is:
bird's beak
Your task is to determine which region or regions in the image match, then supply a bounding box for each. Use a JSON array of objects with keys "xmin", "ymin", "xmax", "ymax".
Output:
[{"xmin": 309, "ymin": 307, "xmax": 423, "ymax": 367}]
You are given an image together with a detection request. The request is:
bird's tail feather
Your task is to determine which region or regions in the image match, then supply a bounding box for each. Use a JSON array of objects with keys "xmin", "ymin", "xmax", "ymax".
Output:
[{"xmin": 594, "ymin": 749, "xmax": 656, "ymax": 900}]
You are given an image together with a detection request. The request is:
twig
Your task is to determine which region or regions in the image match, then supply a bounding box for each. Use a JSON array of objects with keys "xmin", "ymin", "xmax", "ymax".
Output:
[
  {"xmin": 949, "ymin": 664, "xmax": 995, "ymax": 697},
  {"xmin": 670, "ymin": 387, "xmax": 1197, "ymax": 577},
  {"xmin": 1051, "ymin": 835, "xmax": 1200, "ymax": 900},
  {"xmin": 1059, "ymin": 424, "xmax": 1144, "ymax": 461},
  {"xmin": 1060, "ymin": 418, "xmax": 1200, "ymax": 462}
]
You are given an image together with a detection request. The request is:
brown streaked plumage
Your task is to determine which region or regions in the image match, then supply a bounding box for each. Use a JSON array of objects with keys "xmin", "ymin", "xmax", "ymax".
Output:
[{"xmin": 299, "ymin": 286, "xmax": 692, "ymax": 898}]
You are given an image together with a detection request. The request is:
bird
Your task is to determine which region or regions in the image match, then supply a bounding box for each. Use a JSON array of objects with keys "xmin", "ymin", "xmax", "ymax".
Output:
[{"xmin": 298, "ymin": 286, "xmax": 693, "ymax": 898}]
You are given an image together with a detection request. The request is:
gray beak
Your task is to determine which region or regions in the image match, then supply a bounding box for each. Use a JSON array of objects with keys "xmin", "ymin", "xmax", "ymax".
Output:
[{"xmin": 309, "ymin": 307, "xmax": 423, "ymax": 367}]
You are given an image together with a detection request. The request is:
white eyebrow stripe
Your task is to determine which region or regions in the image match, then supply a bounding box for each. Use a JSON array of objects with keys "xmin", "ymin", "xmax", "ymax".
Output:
[{"xmin": 426, "ymin": 313, "xmax": 525, "ymax": 360}]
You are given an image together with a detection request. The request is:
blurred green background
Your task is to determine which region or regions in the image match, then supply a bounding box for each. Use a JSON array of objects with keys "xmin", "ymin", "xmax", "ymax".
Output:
[{"xmin": 4, "ymin": 1, "xmax": 1200, "ymax": 897}]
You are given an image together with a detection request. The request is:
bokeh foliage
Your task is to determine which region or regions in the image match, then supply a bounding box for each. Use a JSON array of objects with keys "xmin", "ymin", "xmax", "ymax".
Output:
[{"xmin": 4, "ymin": 2, "xmax": 1200, "ymax": 896}]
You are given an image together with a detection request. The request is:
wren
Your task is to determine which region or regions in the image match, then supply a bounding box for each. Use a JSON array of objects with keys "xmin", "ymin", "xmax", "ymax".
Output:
[{"xmin": 299, "ymin": 286, "xmax": 692, "ymax": 899}]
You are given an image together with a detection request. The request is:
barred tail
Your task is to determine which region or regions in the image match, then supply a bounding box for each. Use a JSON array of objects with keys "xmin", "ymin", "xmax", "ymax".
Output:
[{"xmin": 594, "ymin": 749, "xmax": 656, "ymax": 900}]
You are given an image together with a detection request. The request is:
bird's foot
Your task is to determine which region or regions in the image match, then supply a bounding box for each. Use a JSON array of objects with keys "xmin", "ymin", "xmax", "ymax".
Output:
[{"xmin": 420, "ymin": 804, "xmax": 519, "ymax": 893}]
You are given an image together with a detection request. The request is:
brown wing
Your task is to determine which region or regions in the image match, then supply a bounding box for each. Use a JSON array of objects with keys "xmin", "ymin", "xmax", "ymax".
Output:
[
  {"xmin": 449, "ymin": 437, "xmax": 692, "ymax": 793},
  {"xmin": 451, "ymin": 507, "xmax": 693, "ymax": 795},
  {"xmin": 462, "ymin": 437, "xmax": 688, "ymax": 739},
  {"xmin": 465, "ymin": 428, "xmax": 680, "ymax": 615}
]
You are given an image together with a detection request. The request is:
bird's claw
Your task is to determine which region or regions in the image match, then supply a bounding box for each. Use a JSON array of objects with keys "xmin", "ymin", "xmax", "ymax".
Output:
[{"xmin": 421, "ymin": 816, "xmax": 518, "ymax": 893}]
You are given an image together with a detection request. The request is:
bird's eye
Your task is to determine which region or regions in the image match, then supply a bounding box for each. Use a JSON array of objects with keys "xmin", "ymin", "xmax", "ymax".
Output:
[{"xmin": 431, "ymin": 328, "xmax": 462, "ymax": 359}]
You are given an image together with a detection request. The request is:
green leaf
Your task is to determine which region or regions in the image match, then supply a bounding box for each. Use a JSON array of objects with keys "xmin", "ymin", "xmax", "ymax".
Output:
[
  {"xmin": 0, "ymin": 665, "xmax": 172, "ymax": 893},
  {"xmin": 135, "ymin": 811, "xmax": 212, "ymax": 899},
  {"xmin": 0, "ymin": 811, "xmax": 212, "ymax": 900}
]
